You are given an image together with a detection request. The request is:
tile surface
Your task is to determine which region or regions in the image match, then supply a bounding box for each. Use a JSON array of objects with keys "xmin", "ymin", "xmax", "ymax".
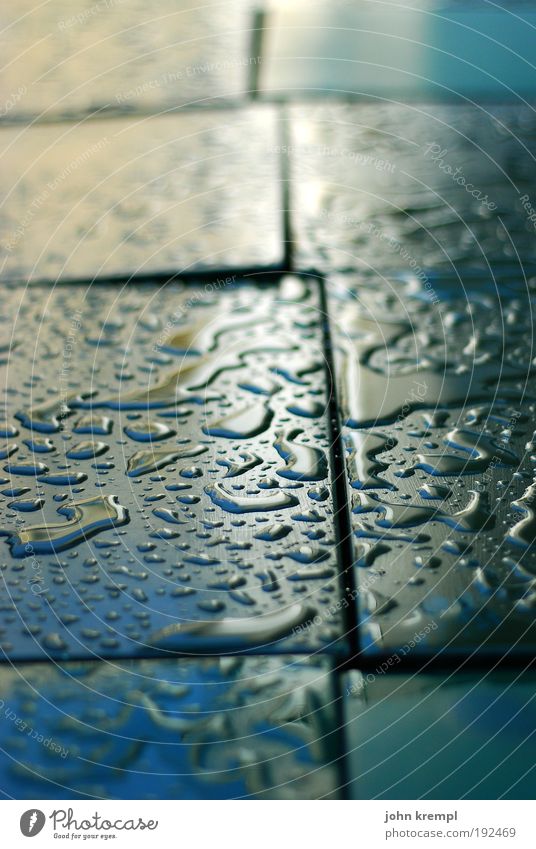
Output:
[
  {"xmin": 344, "ymin": 669, "xmax": 536, "ymax": 799},
  {"xmin": 261, "ymin": 2, "xmax": 536, "ymax": 100},
  {"xmin": 0, "ymin": 108, "xmax": 283, "ymax": 282},
  {"xmin": 328, "ymin": 271, "xmax": 536, "ymax": 657},
  {"xmin": 0, "ymin": 655, "xmax": 341, "ymax": 799},
  {"xmin": 0, "ymin": 275, "xmax": 347, "ymax": 661},
  {"xmin": 287, "ymin": 103, "xmax": 536, "ymax": 275},
  {"xmin": 1, "ymin": 0, "xmax": 257, "ymax": 122}
]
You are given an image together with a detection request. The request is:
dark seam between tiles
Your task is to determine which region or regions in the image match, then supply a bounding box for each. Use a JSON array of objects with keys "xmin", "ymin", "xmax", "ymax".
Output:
[
  {"xmin": 0, "ymin": 99, "xmax": 271, "ymax": 129},
  {"xmin": 0, "ymin": 262, "xmax": 288, "ymax": 289},
  {"xmin": 248, "ymin": 8, "xmax": 266, "ymax": 100},
  {"xmin": 258, "ymin": 90, "xmax": 536, "ymax": 106},
  {"xmin": 318, "ymin": 276, "xmax": 360, "ymax": 660},
  {"xmin": 338, "ymin": 646, "xmax": 536, "ymax": 676},
  {"xmin": 278, "ymin": 113, "xmax": 295, "ymax": 272}
]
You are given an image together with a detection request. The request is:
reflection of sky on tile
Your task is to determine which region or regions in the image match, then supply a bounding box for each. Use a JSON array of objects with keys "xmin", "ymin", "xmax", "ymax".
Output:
[
  {"xmin": 263, "ymin": 3, "xmax": 536, "ymax": 99},
  {"xmin": 345, "ymin": 670, "xmax": 536, "ymax": 799},
  {"xmin": 0, "ymin": 277, "xmax": 345, "ymax": 661},
  {"xmin": 288, "ymin": 102, "xmax": 536, "ymax": 273},
  {"xmin": 0, "ymin": 657, "xmax": 340, "ymax": 799}
]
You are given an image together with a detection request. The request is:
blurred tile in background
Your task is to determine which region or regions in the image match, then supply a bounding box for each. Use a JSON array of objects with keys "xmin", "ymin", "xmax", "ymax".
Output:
[
  {"xmin": 344, "ymin": 669, "xmax": 536, "ymax": 799},
  {"xmin": 0, "ymin": 656, "xmax": 342, "ymax": 799},
  {"xmin": 0, "ymin": 108, "xmax": 283, "ymax": 282},
  {"xmin": 0, "ymin": 0, "xmax": 259, "ymax": 123},
  {"xmin": 286, "ymin": 103, "xmax": 536, "ymax": 274},
  {"xmin": 261, "ymin": 1, "xmax": 536, "ymax": 101},
  {"xmin": 0, "ymin": 275, "xmax": 346, "ymax": 661},
  {"xmin": 327, "ymin": 271, "xmax": 536, "ymax": 658}
]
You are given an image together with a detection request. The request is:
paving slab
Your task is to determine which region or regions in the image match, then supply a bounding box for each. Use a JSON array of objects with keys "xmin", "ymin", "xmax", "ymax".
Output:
[
  {"xmin": 0, "ymin": 275, "xmax": 349, "ymax": 661},
  {"xmin": 286, "ymin": 103, "xmax": 536, "ymax": 275},
  {"xmin": 260, "ymin": 1, "xmax": 536, "ymax": 101},
  {"xmin": 344, "ymin": 668, "xmax": 536, "ymax": 799},
  {"xmin": 1, "ymin": 0, "xmax": 258, "ymax": 122},
  {"xmin": 327, "ymin": 271, "xmax": 536, "ymax": 658},
  {"xmin": 0, "ymin": 108, "xmax": 283, "ymax": 282},
  {"xmin": 0, "ymin": 655, "xmax": 341, "ymax": 799}
]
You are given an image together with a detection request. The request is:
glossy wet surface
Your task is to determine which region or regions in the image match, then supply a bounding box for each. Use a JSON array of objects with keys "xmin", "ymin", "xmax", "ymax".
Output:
[
  {"xmin": 344, "ymin": 669, "xmax": 536, "ymax": 800},
  {"xmin": 0, "ymin": 655, "xmax": 340, "ymax": 799},
  {"xmin": 2, "ymin": 0, "xmax": 536, "ymax": 801},
  {"xmin": 260, "ymin": 2, "xmax": 536, "ymax": 101},
  {"xmin": 0, "ymin": 275, "xmax": 346, "ymax": 660},
  {"xmin": 286, "ymin": 103, "xmax": 536, "ymax": 275},
  {"xmin": 328, "ymin": 271, "xmax": 536, "ymax": 657},
  {"xmin": 1, "ymin": 0, "xmax": 256, "ymax": 122},
  {"xmin": 0, "ymin": 108, "xmax": 282, "ymax": 282}
]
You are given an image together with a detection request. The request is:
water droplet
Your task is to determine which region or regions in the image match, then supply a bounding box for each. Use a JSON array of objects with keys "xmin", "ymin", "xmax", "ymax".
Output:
[
  {"xmin": 124, "ymin": 421, "xmax": 175, "ymax": 442},
  {"xmin": 205, "ymin": 482, "xmax": 299, "ymax": 514},
  {"xmin": 2, "ymin": 494, "xmax": 128, "ymax": 557},
  {"xmin": 67, "ymin": 441, "xmax": 109, "ymax": 460},
  {"xmin": 126, "ymin": 444, "xmax": 207, "ymax": 477},
  {"xmin": 275, "ymin": 428, "xmax": 327, "ymax": 481}
]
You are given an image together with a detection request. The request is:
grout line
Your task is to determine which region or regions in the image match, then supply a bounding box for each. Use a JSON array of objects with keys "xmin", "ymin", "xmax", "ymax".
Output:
[
  {"xmin": 2, "ymin": 95, "xmax": 533, "ymax": 130},
  {"xmin": 0, "ymin": 99, "xmax": 261, "ymax": 129},
  {"xmin": 332, "ymin": 667, "xmax": 352, "ymax": 800},
  {"xmin": 279, "ymin": 110, "xmax": 294, "ymax": 271},
  {"xmin": 318, "ymin": 276, "xmax": 359, "ymax": 661},
  {"xmin": 2, "ymin": 265, "xmax": 287, "ymax": 288},
  {"xmin": 3, "ymin": 650, "xmax": 536, "ymax": 671},
  {"xmin": 248, "ymin": 8, "xmax": 266, "ymax": 99}
]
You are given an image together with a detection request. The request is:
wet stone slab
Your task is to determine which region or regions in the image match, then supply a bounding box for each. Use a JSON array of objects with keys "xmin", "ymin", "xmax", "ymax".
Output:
[
  {"xmin": 0, "ymin": 108, "xmax": 282, "ymax": 283},
  {"xmin": 287, "ymin": 103, "xmax": 536, "ymax": 275},
  {"xmin": 344, "ymin": 669, "xmax": 536, "ymax": 800},
  {"xmin": 0, "ymin": 275, "xmax": 347, "ymax": 661},
  {"xmin": 1, "ymin": 0, "xmax": 257, "ymax": 122},
  {"xmin": 328, "ymin": 271, "xmax": 536, "ymax": 657},
  {"xmin": 0, "ymin": 655, "xmax": 341, "ymax": 799},
  {"xmin": 260, "ymin": 2, "xmax": 536, "ymax": 102}
]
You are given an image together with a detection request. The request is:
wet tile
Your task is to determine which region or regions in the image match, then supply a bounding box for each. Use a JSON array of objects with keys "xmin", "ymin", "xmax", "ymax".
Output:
[
  {"xmin": 0, "ymin": 655, "xmax": 341, "ymax": 799},
  {"xmin": 344, "ymin": 669, "xmax": 536, "ymax": 799},
  {"xmin": 0, "ymin": 275, "xmax": 347, "ymax": 660},
  {"xmin": 286, "ymin": 103, "xmax": 536, "ymax": 274},
  {"xmin": 261, "ymin": 2, "xmax": 536, "ymax": 101},
  {"xmin": 0, "ymin": 108, "xmax": 282, "ymax": 282},
  {"xmin": 1, "ymin": 0, "xmax": 257, "ymax": 122},
  {"xmin": 328, "ymin": 271, "xmax": 536, "ymax": 657}
]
